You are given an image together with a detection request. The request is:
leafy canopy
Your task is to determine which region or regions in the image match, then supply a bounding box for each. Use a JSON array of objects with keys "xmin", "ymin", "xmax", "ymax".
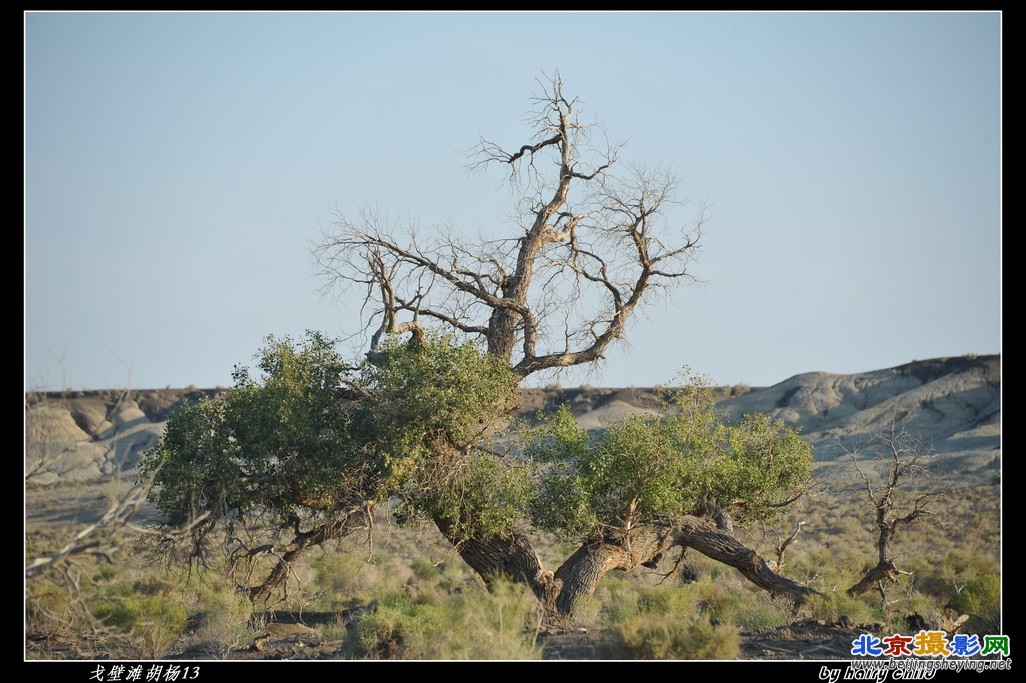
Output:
[
  {"xmin": 141, "ymin": 331, "xmax": 363, "ymax": 533},
  {"xmin": 143, "ymin": 333, "xmax": 811, "ymax": 568},
  {"xmin": 350, "ymin": 332, "xmax": 530, "ymax": 540},
  {"xmin": 141, "ymin": 330, "xmax": 527, "ymax": 545},
  {"xmin": 526, "ymin": 378, "xmax": 813, "ymax": 540}
]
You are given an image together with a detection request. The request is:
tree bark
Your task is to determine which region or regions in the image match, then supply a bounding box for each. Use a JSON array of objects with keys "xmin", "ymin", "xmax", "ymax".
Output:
[
  {"xmin": 552, "ymin": 528, "xmax": 676, "ymax": 619},
  {"xmin": 545, "ymin": 519, "xmax": 818, "ymax": 620},
  {"xmin": 433, "ymin": 520, "xmax": 562, "ymax": 618},
  {"xmin": 672, "ymin": 515, "xmax": 819, "ymax": 604},
  {"xmin": 847, "ymin": 560, "xmax": 899, "ymax": 598},
  {"xmin": 440, "ymin": 515, "xmax": 820, "ymax": 623}
]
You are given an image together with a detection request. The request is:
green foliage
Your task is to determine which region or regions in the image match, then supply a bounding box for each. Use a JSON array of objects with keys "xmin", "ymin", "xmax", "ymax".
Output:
[
  {"xmin": 410, "ymin": 558, "xmax": 441, "ymax": 582},
  {"xmin": 141, "ymin": 329, "xmax": 523, "ymax": 551},
  {"xmin": 91, "ymin": 590, "xmax": 189, "ymax": 658},
  {"xmin": 592, "ymin": 566, "xmax": 787, "ymax": 632},
  {"xmin": 714, "ymin": 412, "xmax": 814, "ymax": 524},
  {"xmin": 601, "ymin": 615, "xmax": 741, "ymax": 660},
  {"xmin": 412, "ymin": 449, "xmax": 535, "ymax": 541},
  {"xmin": 141, "ymin": 331, "xmax": 362, "ymax": 531},
  {"xmin": 916, "ymin": 549, "xmax": 1000, "ymax": 599},
  {"xmin": 805, "ymin": 590, "xmax": 878, "ymax": 627},
  {"xmin": 949, "ymin": 574, "xmax": 1001, "ymax": 634},
  {"xmin": 309, "ymin": 551, "xmax": 390, "ymax": 608},
  {"xmin": 355, "ymin": 332, "xmax": 519, "ymax": 461},
  {"xmin": 354, "ymin": 332, "xmax": 527, "ymax": 540},
  {"xmin": 183, "ymin": 572, "xmax": 256, "ymax": 649},
  {"xmin": 527, "ymin": 377, "xmax": 813, "ymax": 539}
]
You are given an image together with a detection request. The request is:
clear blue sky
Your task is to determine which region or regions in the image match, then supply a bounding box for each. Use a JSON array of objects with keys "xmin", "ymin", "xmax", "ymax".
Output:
[{"xmin": 24, "ymin": 11, "xmax": 1001, "ymax": 392}]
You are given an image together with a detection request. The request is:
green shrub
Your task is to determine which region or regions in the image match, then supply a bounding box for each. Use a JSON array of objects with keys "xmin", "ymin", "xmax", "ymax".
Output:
[
  {"xmin": 805, "ymin": 590, "xmax": 877, "ymax": 627},
  {"xmin": 949, "ymin": 574, "xmax": 1000, "ymax": 634},
  {"xmin": 593, "ymin": 575, "xmax": 644, "ymax": 624},
  {"xmin": 91, "ymin": 593, "xmax": 189, "ymax": 658},
  {"xmin": 187, "ymin": 578, "xmax": 255, "ymax": 650},
  {"xmin": 410, "ymin": 558, "xmax": 440, "ymax": 581},
  {"xmin": 310, "ymin": 551, "xmax": 389, "ymax": 608},
  {"xmin": 638, "ymin": 583, "xmax": 700, "ymax": 620},
  {"xmin": 347, "ymin": 580, "xmax": 541, "ymax": 659},
  {"xmin": 917, "ymin": 550, "xmax": 1000, "ymax": 601}
]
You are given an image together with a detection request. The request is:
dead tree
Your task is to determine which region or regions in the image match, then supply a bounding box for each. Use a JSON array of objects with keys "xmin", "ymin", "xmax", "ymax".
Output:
[{"xmin": 846, "ymin": 421, "xmax": 947, "ymax": 604}]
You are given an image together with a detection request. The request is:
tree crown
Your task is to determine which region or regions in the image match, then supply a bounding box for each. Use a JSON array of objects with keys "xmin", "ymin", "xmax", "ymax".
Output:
[{"xmin": 526, "ymin": 379, "xmax": 813, "ymax": 540}]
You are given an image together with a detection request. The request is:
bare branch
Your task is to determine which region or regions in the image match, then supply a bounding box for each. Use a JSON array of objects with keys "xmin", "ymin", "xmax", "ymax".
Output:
[
  {"xmin": 844, "ymin": 416, "xmax": 949, "ymax": 600},
  {"xmin": 313, "ymin": 71, "xmax": 702, "ymax": 382}
]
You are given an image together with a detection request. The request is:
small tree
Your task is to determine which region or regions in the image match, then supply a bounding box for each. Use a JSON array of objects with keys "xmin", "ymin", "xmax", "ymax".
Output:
[
  {"xmin": 526, "ymin": 377, "xmax": 815, "ymax": 617},
  {"xmin": 845, "ymin": 420, "xmax": 948, "ymax": 606}
]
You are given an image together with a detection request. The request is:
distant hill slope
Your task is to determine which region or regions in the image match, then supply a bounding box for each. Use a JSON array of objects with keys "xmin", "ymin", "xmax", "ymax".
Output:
[
  {"xmin": 24, "ymin": 355, "xmax": 999, "ymax": 486},
  {"xmin": 716, "ymin": 354, "xmax": 1000, "ymax": 461}
]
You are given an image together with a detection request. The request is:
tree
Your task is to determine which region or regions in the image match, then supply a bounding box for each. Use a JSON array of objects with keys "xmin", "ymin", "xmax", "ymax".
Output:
[
  {"xmin": 143, "ymin": 72, "xmax": 818, "ymax": 622},
  {"xmin": 525, "ymin": 378, "xmax": 815, "ymax": 617},
  {"xmin": 844, "ymin": 420, "xmax": 948, "ymax": 605}
]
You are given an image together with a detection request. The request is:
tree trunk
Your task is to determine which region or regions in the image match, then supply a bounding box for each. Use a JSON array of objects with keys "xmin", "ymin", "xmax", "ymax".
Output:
[
  {"xmin": 552, "ymin": 528, "xmax": 676, "ymax": 619},
  {"xmin": 548, "ymin": 519, "xmax": 818, "ymax": 619},
  {"xmin": 434, "ymin": 520, "xmax": 562, "ymax": 618},
  {"xmin": 440, "ymin": 515, "xmax": 818, "ymax": 624},
  {"xmin": 847, "ymin": 559, "xmax": 899, "ymax": 598},
  {"xmin": 672, "ymin": 515, "xmax": 819, "ymax": 605}
]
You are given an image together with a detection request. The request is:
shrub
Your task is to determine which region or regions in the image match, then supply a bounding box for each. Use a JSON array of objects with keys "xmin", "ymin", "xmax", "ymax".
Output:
[
  {"xmin": 805, "ymin": 590, "xmax": 877, "ymax": 627},
  {"xmin": 601, "ymin": 615, "xmax": 740, "ymax": 659},
  {"xmin": 346, "ymin": 580, "xmax": 541, "ymax": 659},
  {"xmin": 91, "ymin": 592, "xmax": 189, "ymax": 658},
  {"xmin": 949, "ymin": 574, "xmax": 1000, "ymax": 634}
]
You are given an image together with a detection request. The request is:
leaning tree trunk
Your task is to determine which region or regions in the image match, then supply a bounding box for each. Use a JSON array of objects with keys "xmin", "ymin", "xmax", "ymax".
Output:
[
  {"xmin": 672, "ymin": 516, "xmax": 819, "ymax": 604},
  {"xmin": 847, "ymin": 560, "xmax": 899, "ymax": 599},
  {"xmin": 547, "ymin": 518, "xmax": 819, "ymax": 621},
  {"xmin": 442, "ymin": 515, "xmax": 820, "ymax": 624}
]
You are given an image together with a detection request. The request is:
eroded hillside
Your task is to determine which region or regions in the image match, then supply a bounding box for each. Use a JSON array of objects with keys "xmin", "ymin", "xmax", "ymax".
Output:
[{"xmin": 24, "ymin": 355, "xmax": 1000, "ymax": 488}]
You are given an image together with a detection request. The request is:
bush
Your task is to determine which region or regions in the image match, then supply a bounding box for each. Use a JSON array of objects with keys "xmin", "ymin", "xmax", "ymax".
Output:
[
  {"xmin": 346, "ymin": 580, "xmax": 542, "ymax": 659},
  {"xmin": 805, "ymin": 590, "xmax": 877, "ymax": 627},
  {"xmin": 186, "ymin": 577, "xmax": 256, "ymax": 653},
  {"xmin": 91, "ymin": 592, "xmax": 189, "ymax": 658},
  {"xmin": 601, "ymin": 615, "xmax": 740, "ymax": 659},
  {"xmin": 949, "ymin": 574, "xmax": 1000, "ymax": 634}
]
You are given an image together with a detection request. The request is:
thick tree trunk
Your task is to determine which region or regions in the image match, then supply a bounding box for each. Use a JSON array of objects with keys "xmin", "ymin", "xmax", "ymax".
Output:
[
  {"xmin": 552, "ymin": 528, "xmax": 676, "ymax": 619},
  {"xmin": 436, "ymin": 516, "xmax": 818, "ymax": 624},
  {"xmin": 434, "ymin": 520, "xmax": 562, "ymax": 617},
  {"xmin": 547, "ymin": 519, "xmax": 818, "ymax": 620},
  {"xmin": 847, "ymin": 560, "xmax": 899, "ymax": 598}
]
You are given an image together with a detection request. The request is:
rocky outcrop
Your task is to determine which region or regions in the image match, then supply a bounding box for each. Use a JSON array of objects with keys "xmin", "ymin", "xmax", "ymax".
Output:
[
  {"xmin": 715, "ymin": 354, "xmax": 1000, "ymax": 463},
  {"xmin": 25, "ymin": 387, "xmax": 219, "ymax": 486}
]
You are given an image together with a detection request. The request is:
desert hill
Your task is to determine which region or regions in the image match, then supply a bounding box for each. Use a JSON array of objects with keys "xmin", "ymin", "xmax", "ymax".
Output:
[{"xmin": 24, "ymin": 354, "xmax": 1000, "ymax": 487}]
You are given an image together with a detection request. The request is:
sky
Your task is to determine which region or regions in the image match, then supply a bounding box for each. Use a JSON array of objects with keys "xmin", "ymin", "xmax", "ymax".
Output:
[{"xmin": 24, "ymin": 11, "xmax": 1001, "ymax": 392}]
